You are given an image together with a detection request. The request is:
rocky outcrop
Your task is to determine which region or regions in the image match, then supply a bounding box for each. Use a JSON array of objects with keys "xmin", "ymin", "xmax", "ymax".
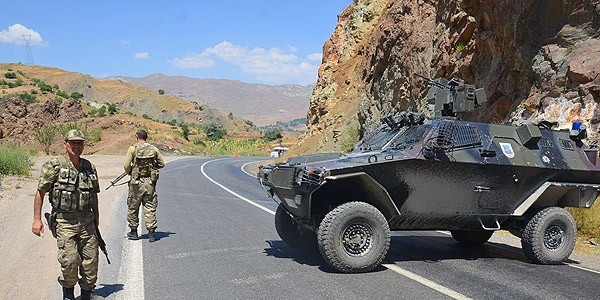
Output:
[
  {"xmin": 302, "ymin": 0, "xmax": 600, "ymax": 153},
  {"xmin": 0, "ymin": 96, "xmax": 84, "ymax": 143}
]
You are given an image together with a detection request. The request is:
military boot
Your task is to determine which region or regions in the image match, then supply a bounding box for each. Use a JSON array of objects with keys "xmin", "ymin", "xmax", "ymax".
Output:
[
  {"xmin": 81, "ymin": 289, "xmax": 95, "ymax": 300},
  {"xmin": 148, "ymin": 229, "xmax": 156, "ymax": 242},
  {"xmin": 127, "ymin": 228, "xmax": 139, "ymax": 240},
  {"xmin": 62, "ymin": 286, "xmax": 75, "ymax": 300}
]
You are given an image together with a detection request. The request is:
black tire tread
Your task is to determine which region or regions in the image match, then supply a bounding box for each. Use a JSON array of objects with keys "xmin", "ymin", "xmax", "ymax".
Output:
[
  {"xmin": 274, "ymin": 204, "xmax": 316, "ymax": 248},
  {"xmin": 521, "ymin": 206, "xmax": 576, "ymax": 264},
  {"xmin": 317, "ymin": 201, "xmax": 390, "ymax": 273}
]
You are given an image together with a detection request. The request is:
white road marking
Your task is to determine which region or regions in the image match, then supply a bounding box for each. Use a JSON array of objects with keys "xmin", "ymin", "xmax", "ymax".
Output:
[
  {"xmin": 201, "ymin": 158, "xmax": 275, "ymax": 215},
  {"xmin": 383, "ymin": 264, "xmax": 473, "ymax": 299},
  {"xmin": 203, "ymin": 158, "xmax": 472, "ymax": 299},
  {"xmin": 116, "ymin": 238, "xmax": 144, "ymax": 300},
  {"xmin": 436, "ymin": 230, "xmax": 600, "ymax": 274}
]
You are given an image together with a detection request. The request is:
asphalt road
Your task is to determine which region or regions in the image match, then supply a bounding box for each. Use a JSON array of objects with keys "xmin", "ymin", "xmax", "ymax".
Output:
[{"xmin": 94, "ymin": 156, "xmax": 600, "ymax": 300}]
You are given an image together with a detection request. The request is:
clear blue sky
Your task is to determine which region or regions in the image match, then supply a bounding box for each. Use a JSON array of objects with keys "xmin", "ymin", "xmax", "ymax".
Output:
[{"xmin": 1, "ymin": 1, "xmax": 350, "ymax": 85}]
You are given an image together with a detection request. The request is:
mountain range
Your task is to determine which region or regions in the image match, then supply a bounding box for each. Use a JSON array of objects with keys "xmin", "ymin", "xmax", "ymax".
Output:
[{"xmin": 109, "ymin": 74, "xmax": 314, "ymax": 127}]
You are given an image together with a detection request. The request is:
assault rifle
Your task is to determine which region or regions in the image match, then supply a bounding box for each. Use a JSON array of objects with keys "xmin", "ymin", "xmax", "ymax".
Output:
[
  {"xmin": 45, "ymin": 212, "xmax": 110, "ymax": 264},
  {"xmin": 95, "ymin": 224, "xmax": 111, "ymax": 264},
  {"xmin": 106, "ymin": 172, "xmax": 129, "ymax": 190}
]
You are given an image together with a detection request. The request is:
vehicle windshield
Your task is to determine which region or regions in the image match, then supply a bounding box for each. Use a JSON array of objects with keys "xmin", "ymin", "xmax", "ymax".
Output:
[
  {"xmin": 352, "ymin": 125, "xmax": 405, "ymax": 152},
  {"xmin": 389, "ymin": 124, "xmax": 432, "ymax": 149}
]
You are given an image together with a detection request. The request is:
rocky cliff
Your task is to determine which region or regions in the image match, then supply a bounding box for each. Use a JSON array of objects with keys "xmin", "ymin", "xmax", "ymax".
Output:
[{"xmin": 299, "ymin": 0, "xmax": 600, "ymax": 154}]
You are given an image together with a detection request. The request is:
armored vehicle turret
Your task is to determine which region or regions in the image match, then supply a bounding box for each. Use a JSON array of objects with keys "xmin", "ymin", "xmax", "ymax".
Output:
[{"xmin": 257, "ymin": 76, "xmax": 600, "ymax": 273}]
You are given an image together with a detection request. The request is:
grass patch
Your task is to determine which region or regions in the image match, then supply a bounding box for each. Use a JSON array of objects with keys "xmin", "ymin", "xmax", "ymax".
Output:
[
  {"xmin": 569, "ymin": 202, "xmax": 600, "ymax": 239},
  {"xmin": 0, "ymin": 144, "xmax": 33, "ymax": 177},
  {"xmin": 202, "ymin": 138, "xmax": 271, "ymax": 156}
]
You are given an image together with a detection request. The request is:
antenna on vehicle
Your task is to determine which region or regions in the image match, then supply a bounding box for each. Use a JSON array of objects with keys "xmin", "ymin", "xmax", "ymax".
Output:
[{"xmin": 22, "ymin": 34, "xmax": 34, "ymax": 65}]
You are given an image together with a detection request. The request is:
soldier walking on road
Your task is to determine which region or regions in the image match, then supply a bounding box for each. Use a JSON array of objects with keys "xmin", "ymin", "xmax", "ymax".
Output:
[
  {"xmin": 123, "ymin": 129, "xmax": 165, "ymax": 242},
  {"xmin": 31, "ymin": 129, "xmax": 101, "ymax": 300}
]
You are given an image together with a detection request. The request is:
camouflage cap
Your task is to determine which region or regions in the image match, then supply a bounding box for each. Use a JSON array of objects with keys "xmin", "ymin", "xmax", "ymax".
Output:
[{"xmin": 65, "ymin": 129, "xmax": 85, "ymax": 141}]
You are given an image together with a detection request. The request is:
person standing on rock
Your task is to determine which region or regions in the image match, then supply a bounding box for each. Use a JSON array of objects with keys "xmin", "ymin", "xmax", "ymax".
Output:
[
  {"xmin": 31, "ymin": 129, "xmax": 101, "ymax": 300},
  {"xmin": 123, "ymin": 129, "xmax": 165, "ymax": 242}
]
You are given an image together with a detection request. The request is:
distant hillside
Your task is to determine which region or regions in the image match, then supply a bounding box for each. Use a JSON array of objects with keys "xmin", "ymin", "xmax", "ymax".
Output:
[
  {"xmin": 0, "ymin": 63, "xmax": 264, "ymax": 155},
  {"xmin": 0, "ymin": 63, "xmax": 255, "ymax": 131},
  {"xmin": 109, "ymin": 74, "xmax": 314, "ymax": 126}
]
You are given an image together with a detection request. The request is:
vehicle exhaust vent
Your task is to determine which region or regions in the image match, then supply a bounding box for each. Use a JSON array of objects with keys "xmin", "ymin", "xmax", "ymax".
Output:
[
  {"xmin": 559, "ymin": 139, "xmax": 575, "ymax": 151},
  {"xmin": 537, "ymin": 137, "xmax": 554, "ymax": 149}
]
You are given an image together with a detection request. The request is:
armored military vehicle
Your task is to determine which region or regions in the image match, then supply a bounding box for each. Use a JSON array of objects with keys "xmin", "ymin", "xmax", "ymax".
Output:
[{"xmin": 257, "ymin": 76, "xmax": 600, "ymax": 273}]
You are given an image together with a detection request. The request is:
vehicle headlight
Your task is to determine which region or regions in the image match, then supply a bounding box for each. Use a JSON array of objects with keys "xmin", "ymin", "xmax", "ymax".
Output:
[{"xmin": 295, "ymin": 166, "xmax": 328, "ymax": 185}]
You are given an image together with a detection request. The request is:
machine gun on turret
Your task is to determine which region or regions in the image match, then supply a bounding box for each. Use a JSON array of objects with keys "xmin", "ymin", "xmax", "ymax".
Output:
[{"xmin": 416, "ymin": 74, "xmax": 487, "ymax": 117}]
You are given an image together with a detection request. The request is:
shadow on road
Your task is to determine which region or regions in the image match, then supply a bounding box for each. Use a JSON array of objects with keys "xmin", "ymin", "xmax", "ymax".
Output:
[{"xmin": 93, "ymin": 283, "xmax": 124, "ymax": 298}]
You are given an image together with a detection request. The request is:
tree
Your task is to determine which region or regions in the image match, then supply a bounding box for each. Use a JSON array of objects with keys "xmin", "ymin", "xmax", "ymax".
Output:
[
  {"xmin": 107, "ymin": 103, "xmax": 117, "ymax": 114},
  {"xmin": 264, "ymin": 127, "xmax": 283, "ymax": 141},
  {"xmin": 70, "ymin": 92, "xmax": 84, "ymax": 100},
  {"xmin": 203, "ymin": 123, "xmax": 227, "ymax": 141},
  {"xmin": 98, "ymin": 106, "xmax": 107, "ymax": 117},
  {"xmin": 180, "ymin": 123, "xmax": 190, "ymax": 141},
  {"xmin": 34, "ymin": 124, "xmax": 58, "ymax": 155}
]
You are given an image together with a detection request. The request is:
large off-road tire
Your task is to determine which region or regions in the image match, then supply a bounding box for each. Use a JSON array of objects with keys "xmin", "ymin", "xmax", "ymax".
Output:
[
  {"xmin": 451, "ymin": 230, "xmax": 494, "ymax": 245},
  {"xmin": 521, "ymin": 206, "xmax": 577, "ymax": 264},
  {"xmin": 274, "ymin": 204, "xmax": 316, "ymax": 248},
  {"xmin": 317, "ymin": 201, "xmax": 390, "ymax": 273}
]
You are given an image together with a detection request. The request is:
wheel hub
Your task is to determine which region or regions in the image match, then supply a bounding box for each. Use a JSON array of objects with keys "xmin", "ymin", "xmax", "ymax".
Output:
[
  {"xmin": 342, "ymin": 223, "xmax": 372, "ymax": 256},
  {"xmin": 544, "ymin": 224, "xmax": 564, "ymax": 251}
]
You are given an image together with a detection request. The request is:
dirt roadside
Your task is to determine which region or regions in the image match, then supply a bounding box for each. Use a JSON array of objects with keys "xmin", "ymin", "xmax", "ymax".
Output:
[
  {"xmin": 0, "ymin": 155, "xmax": 131, "ymax": 299},
  {"xmin": 1, "ymin": 155, "xmax": 599, "ymax": 299}
]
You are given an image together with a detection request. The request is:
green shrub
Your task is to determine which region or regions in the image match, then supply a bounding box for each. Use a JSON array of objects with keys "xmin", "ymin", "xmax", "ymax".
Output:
[
  {"xmin": 4, "ymin": 72, "xmax": 17, "ymax": 79},
  {"xmin": 98, "ymin": 106, "xmax": 107, "ymax": 117},
  {"xmin": 86, "ymin": 128, "xmax": 102, "ymax": 143},
  {"xmin": 70, "ymin": 92, "xmax": 84, "ymax": 100},
  {"xmin": 0, "ymin": 144, "xmax": 32, "ymax": 177},
  {"xmin": 107, "ymin": 103, "xmax": 117, "ymax": 114},
  {"xmin": 569, "ymin": 204, "xmax": 600, "ymax": 238},
  {"xmin": 263, "ymin": 127, "xmax": 283, "ymax": 141},
  {"xmin": 56, "ymin": 90, "xmax": 69, "ymax": 99},
  {"xmin": 34, "ymin": 124, "xmax": 59, "ymax": 155},
  {"xmin": 203, "ymin": 123, "xmax": 227, "ymax": 141},
  {"xmin": 203, "ymin": 138, "xmax": 269, "ymax": 156},
  {"xmin": 341, "ymin": 126, "xmax": 360, "ymax": 153},
  {"xmin": 18, "ymin": 93, "xmax": 36, "ymax": 104},
  {"xmin": 38, "ymin": 82, "xmax": 53, "ymax": 93},
  {"xmin": 180, "ymin": 123, "xmax": 190, "ymax": 141}
]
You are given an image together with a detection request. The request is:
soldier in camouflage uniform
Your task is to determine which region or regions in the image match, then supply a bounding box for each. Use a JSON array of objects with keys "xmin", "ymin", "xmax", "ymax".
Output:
[
  {"xmin": 31, "ymin": 129, "xmax": 101, "ymax": 300},
  {"xmin": 123, "ymin": 129, "xmax": 165, "ymax": 242}
]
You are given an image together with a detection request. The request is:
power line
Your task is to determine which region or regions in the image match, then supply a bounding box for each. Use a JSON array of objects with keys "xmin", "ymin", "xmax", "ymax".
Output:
[{"xmin": 22, "ymin": 34, "xmax": 34, "ymax": 65}]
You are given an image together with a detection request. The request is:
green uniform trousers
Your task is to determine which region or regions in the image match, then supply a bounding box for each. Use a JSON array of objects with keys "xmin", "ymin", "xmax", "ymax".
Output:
[
  {"xmin": 55, "ymin": 210, "xmax": 99, "ymax": 290},
  {"xmin": 127, "ymin": 177, "xmax": 158, "ymax": 230}
]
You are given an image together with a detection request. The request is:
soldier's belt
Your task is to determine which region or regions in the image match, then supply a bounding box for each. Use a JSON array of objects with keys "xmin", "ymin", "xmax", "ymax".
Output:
[{"xmin": 54, "ymin": 210, "xmax": 93, "ymax": 219}]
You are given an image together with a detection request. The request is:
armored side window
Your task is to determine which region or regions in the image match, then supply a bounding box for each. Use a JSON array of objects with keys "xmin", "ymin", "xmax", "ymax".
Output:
[
  {"xmin": 429, "ymin": 121, "xmax": 481, "ymax": 150},
  {"xmin": 451, "ymin": 124, "xmax": 482, "ymax": 148}
]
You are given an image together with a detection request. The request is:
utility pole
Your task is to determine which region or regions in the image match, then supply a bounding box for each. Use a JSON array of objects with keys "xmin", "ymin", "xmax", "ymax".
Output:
[{"xmin": 22, "ymin": 34, "xmax": 34, "ymax": 65}]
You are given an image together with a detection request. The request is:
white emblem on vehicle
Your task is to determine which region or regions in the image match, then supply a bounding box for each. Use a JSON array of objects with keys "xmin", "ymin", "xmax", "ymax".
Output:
[
  {"xmin": 542, "ymin": 155, "xmax": 550, "ymax": 163},
  {"xmin": 499, "ymin": 142, "xmax": 515, "ymax": 158}
]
